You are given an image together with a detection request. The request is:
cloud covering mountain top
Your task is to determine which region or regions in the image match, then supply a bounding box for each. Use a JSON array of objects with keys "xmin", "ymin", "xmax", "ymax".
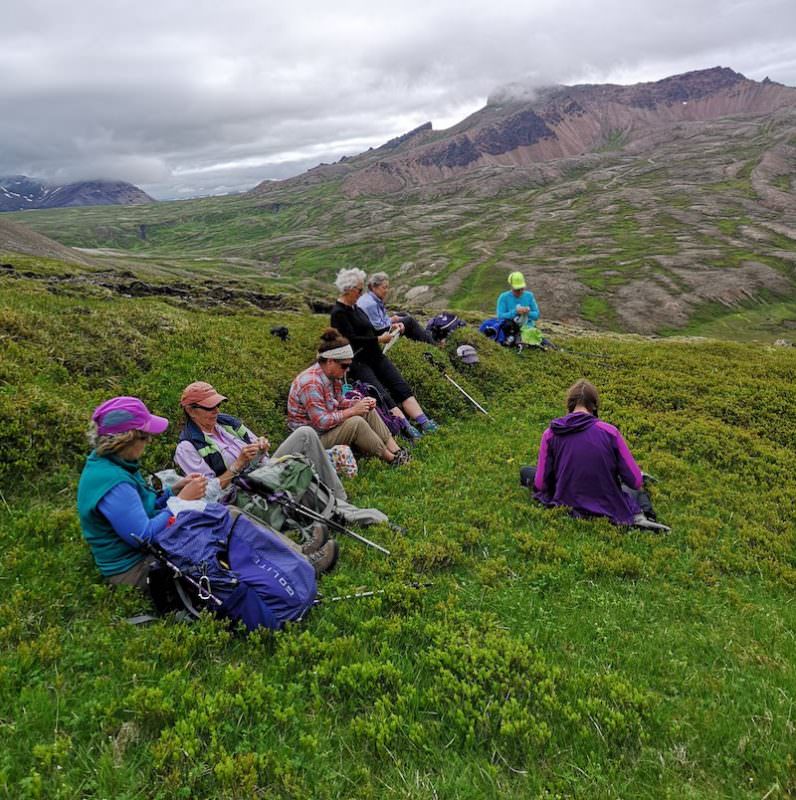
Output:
[{"xmin": 2, "ymin": 0, "xmax": 794, "ymax": 199}]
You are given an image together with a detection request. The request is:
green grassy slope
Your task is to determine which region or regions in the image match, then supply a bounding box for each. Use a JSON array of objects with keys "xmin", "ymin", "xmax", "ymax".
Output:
[{"xmin": 1, "ymin": 256, "xmax": 795, "ymax": 798}]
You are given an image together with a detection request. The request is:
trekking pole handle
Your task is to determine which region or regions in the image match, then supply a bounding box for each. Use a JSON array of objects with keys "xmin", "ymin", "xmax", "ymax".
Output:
[{"xmin": 423, "ymin": 351, "xmax": 446, "ymax": 374}]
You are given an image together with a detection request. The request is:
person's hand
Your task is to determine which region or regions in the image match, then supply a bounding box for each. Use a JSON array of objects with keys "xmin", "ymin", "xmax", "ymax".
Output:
[
  {"xmin": 177, "ymin": 475, "xmax": 208, "ymax": 501},
  {"xmin": 351, "ymin": 398, "xmax": 374, "ymax": 416},
  {"xmin": 390, "ymin": 314, "xmax": 401, "ymax": 324},
  {"xmin": 378, "ymin": 332, "xmax": 393, "ymax": 344},
  {"xmin": 172, "ymin": 472, "xmax": 205, "ymax": 492},
  {"xmin": 238, "ymin": 442, "xmax": 262, "ymax": 462},
  {"xmin": 517, "ymin": 305, "xmax": 529, "ymax": 314},
  {"xmin": 229, "ymin": 442, "xmax": 262, "ymax": 474}
]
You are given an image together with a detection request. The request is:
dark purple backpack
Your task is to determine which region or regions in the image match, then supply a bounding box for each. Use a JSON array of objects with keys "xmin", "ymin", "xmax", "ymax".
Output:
[
  {"xmin": 344, "ymin": 381, "xmax": 403, "ymax": 436},
  {"xmin": 426, "ymin": 312, "xmax": 466, "ymax": 342},
  {"xmin": 152, "ymin": 503, "xmax": 316, "ymax": 631}
]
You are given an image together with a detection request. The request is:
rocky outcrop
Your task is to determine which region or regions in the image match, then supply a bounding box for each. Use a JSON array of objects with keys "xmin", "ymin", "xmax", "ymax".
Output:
[
  {"xmin": 0, "ymin": 176, "xmax": 154, "ymax": 212},
  {"xmin": 0, "ymin": 261, "xmax": 295, "ymax": 312},
  {"xmin": 381, "ymin": 122, "xmax": 433, "ymax": 151}
]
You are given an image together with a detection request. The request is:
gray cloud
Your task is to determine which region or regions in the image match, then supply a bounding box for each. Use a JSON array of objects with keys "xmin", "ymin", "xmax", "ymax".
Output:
[{"xmin": 1, "ymin": 0, "xmax": 794, "ymax": 199}]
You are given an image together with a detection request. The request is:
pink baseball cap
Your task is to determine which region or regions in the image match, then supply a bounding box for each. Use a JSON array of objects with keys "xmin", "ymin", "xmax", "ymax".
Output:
[{"xmin": 92, "ymin": 396, "xmax": 169, "ymax": 437}]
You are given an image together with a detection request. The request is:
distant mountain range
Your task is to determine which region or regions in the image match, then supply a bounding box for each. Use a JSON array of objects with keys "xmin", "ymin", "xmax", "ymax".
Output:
[
  {"xmin": 4, "ymin": 66, "xmax": 795, "ymax": 340},
  {"xmin": 0, "ymin": 176, "xmax": 154, "ymax": 212},
  {"xmin": 253, "ymin": 66, "xmax": 795, "ymax": 198}
]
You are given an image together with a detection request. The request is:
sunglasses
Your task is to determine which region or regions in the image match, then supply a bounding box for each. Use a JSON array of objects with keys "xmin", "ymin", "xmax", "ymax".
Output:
[
  {"xmin": 135, "ymin": 432, "xmax": 152, "ymax": 442},
  {"xmin": 191, "ymin": 402, "xmax": 221, "ymax": 411}
]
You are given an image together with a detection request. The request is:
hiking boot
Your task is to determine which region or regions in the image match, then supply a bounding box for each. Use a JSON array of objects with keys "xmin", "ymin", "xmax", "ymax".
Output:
[
  {"xmin": 401, "ymin": 423, "xmax": 423, "ymax": 441},
  {"xmin": 632, "ymin": 513, "xmax": 671, "ymax": 534},
  {"xmin": 300, "ymin": 522, "xmax": 328, "ymax": 555},
  {"xmin": 390, "ymin": 448, "xmax": 412, "ymax": 468},
  {"xmin": 419, "ymin": 418, "xmax": 439, "ymax": 433},
  {"xmin": 306, "ymin": 539, "xmax": 339, "ymax": 576}
]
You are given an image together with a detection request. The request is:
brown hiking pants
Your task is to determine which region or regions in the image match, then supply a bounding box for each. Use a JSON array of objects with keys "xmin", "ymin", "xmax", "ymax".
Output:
[{"xmin": 319, "ymin": 410, "xmax": 392, "ymax": 457}]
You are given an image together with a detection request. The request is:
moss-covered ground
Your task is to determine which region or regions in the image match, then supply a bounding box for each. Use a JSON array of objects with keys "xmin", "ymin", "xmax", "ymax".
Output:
[{"xmin": 1, "ymin": 256, "xmax": 795, "ymax": 798}]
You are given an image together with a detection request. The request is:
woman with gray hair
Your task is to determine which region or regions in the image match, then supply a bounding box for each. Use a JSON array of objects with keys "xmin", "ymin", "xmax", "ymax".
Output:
[
  {"xmin": 357, "ymin": 272, "xmax": 434, "ymax": 344},
  {"xmin": 330, "ymin": 268, "xmax": 439, "ymax": 439}
]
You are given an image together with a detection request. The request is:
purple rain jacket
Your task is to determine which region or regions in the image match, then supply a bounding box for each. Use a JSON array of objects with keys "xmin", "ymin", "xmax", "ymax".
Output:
[{"xmin": 533, "ymin": 411, "xmax": 643, "ymax": 525}]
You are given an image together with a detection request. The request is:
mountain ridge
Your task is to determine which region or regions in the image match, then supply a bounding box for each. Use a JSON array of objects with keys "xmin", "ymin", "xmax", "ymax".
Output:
[
  {"xmin": 4, "ymin": 66, "xmax": 795, "ymax": 341},
  {"xmin": 0, "ymin": 175, "xmax": 154, "ymax": 212},
  {"xmin": 251, "ymin": 67, "xmax": 796, "ymax": 198}
]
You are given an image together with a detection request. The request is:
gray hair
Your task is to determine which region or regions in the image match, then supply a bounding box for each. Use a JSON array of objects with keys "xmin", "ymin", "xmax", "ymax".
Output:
[
  {"xmin": 367, "ymin": 272, "xmax": 390, "ymax": 290},
  {"xmin": 335, "ymin": 268, "xmax": 367, "ymax": 294}
]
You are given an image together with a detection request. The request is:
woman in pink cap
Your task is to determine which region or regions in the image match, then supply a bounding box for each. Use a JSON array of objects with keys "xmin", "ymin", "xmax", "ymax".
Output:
[{"xmin": 77, "ymin": 396, "xmax": 208, "ymax": 588}]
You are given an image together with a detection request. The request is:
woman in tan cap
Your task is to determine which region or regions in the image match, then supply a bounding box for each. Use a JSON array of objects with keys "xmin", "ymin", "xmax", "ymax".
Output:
[{"xmin": 175, "ymin": 380, "xmax": 348, "ymax": 498}]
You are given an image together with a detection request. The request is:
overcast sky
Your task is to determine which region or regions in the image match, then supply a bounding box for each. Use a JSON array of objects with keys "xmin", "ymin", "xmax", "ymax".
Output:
[{"xmin": 2, "ymin": 0, "xmax": 794, "ymax": 200}]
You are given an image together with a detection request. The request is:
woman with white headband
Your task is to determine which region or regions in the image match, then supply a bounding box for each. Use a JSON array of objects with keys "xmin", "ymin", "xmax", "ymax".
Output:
[{"xmin": 287, "ymin": 328, "xmax": 411, "ymax": 467}]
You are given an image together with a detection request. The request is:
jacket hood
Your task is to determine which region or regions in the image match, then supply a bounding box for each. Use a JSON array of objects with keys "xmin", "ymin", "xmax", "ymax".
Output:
[{"xmin": 550, "ymin": 411, "xmax": 597, "ymax": 436}]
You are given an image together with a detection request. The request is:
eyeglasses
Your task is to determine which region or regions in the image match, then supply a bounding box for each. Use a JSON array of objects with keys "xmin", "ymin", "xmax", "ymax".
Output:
[
  {"xmin": 338, "ymin": 361, "xmax": 353, "ymax": 369},
  {"xmin": 353, "ymin": 286, "xmax": 364, "ymax": 294},
  {"xmin": 191, "ymin": 403, "xmax": 221, "ymax": 411}
]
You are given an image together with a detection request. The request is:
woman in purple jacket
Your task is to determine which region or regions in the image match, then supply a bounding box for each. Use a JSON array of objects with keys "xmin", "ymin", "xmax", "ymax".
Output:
[{"xmin": 525, "ymin": 380, "xmax": 668, "ymax": 530}]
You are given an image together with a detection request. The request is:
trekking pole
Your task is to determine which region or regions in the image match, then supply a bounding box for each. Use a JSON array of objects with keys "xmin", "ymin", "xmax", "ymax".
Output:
[
  {"xmin": 134, "ymin": 538, "xmax": 224, "ymax": 607},
  {"xmin": 269, "ymin": 492, "xmax": 392, "ymax": 556},
  {"xmin": 423, "ymin": 352, "xmax": 493, "ymax": 418},
  {"xmin": 313, "ymin": 581, "xmax": 433, "ymax": 605},
  {"xmin": 314, "ymin": 588, "xmax": 383, "ymax": 605}
]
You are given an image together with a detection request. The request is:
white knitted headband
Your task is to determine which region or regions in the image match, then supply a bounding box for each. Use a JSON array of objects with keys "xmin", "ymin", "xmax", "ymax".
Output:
[{"xmin": 318, "ymin": 344, "xmax": 354, "ymax": 360}]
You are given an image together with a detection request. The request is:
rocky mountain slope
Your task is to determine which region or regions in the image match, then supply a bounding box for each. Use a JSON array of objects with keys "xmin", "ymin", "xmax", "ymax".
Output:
[
  {"xmin": 5, "ymin": 67, "xmax": 795, "ymax": 340},
  {"xmin": 252, "ymin": 67, "xmax": 795, "ymax": 198},
  {"xmin": 0, "ymin": 175, "xmax": 154, "ymax": 212}
]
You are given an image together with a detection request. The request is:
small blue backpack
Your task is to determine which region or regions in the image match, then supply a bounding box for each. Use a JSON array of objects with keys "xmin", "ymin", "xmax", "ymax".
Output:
[{"xmin": 479, "ymin": 317, "xmax": 511, "ymax": 345}]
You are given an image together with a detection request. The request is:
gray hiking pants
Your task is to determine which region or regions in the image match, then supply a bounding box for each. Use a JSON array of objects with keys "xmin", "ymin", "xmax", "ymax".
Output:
[
  {"xmin": 393, "ymin": 313, "xmax": 434, "ymax": 344},
  {"xmin": 273, "ymin": 425, "xmax": 347, "ymax": 501}
]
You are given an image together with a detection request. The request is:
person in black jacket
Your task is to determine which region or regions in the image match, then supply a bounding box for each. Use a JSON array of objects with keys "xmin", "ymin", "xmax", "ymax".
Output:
[{"xmin": 330, "ymin": 268, "xmax": 439, "ymax": 439}]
